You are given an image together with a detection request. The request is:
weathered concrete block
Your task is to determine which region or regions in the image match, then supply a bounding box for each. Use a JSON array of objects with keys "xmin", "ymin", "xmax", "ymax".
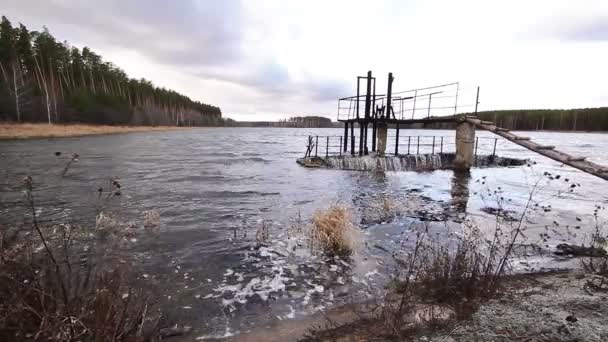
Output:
[
  {"xmin": 454, "ymin": 121, "xmax": 475, "ymax": 170},
  {"xmin": 376, "ymin": 122, "xmax": 388, "ymax": 155}
]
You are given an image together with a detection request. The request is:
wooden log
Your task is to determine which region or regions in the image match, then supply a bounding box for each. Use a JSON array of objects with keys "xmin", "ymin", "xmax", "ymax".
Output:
[
  {"xmin": 537, "ymin": 145, "xmax": 555, "ymax": 150},
  {"xmin": 513, "ymin": 136, "xmax": 531, "ymax": 140},
  {"xmin": 465, "ymin": 117, "xmax": 608, "ymax": 181},
  {"xmin": 568, "ymin": 156, "xmax": 586, "ymax": 162}
]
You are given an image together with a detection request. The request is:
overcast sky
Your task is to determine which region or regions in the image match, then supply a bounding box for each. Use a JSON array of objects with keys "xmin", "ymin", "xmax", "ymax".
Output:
[{"xmin": 3, "ymin": 0, "xmax": 608, "ymax": 121}]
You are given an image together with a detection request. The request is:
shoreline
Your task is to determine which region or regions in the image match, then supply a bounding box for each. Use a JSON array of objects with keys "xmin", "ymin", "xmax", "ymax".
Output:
[
  {"xmin": 229, "ymin": 270, "xmax": 607, "ymax": 342},
  {"xmin": 0, "ymin": 123, "xmax": 192, "ymax": 140}
]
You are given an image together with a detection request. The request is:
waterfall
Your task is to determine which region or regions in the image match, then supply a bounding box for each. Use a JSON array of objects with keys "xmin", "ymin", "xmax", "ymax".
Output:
[
  {"xmin": 323, "ymin": 153, "xmax": 448, "ymax": 171},
  {"xmin": 316, "ymin": 153, "xmax": 526, "ymax": 172}
]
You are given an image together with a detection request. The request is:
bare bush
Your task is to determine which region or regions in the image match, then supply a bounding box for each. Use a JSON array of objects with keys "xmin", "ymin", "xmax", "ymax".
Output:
[
  {"xmin": 0, "ymin": 176, "xmax": 160, "ymax": 341},
  {"xmin": 581, "ymin": 206, "xmax": 608, "ymax": 291}
]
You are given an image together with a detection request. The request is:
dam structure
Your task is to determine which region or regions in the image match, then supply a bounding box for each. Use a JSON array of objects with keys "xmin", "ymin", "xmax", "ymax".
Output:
[{"xmin": 298, "ymin": 71, "xmax": 608, "ymax": 180}]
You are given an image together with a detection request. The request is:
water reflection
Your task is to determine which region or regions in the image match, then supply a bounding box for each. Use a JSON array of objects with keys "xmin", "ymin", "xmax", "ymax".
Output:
[{"xmin": 450, "ymin": 170, "xmax": 471, "ymax": 213}]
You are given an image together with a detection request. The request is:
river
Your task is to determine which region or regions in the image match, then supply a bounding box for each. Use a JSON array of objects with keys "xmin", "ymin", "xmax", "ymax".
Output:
[{"xmin": 1, "ymin": 128, "xmax": 607, "ymax": 339}]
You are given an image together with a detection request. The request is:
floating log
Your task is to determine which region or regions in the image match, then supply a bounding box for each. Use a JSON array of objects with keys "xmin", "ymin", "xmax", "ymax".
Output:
[{"xmin": 514, "ymin": 136, "xmax": 531, "ymax": 140}]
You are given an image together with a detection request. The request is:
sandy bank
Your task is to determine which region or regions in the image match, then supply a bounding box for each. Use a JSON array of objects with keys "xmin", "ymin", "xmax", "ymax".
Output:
[{"xmin": 0, "ymin": 123, "xmax": 190, "ymax": 140}]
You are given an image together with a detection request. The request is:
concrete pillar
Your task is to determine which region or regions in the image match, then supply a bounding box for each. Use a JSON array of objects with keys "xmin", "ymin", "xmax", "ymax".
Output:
[
  {"xmin": 376, "ymin": 122, "xmax": 388, "ymax": 155},
  {"xmin": 454, "ymin": 121, "xmax": 475, "ymax": 170}
]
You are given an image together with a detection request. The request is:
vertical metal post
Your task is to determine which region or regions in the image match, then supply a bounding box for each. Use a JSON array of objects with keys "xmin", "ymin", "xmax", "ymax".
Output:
[
  {"xmin": 339, "ymin": 136, "xmax": 342, "ymax": 156},
  {"xmin": 492, "ymin": 138, "xmax": 497, "ymax": 157},
  {"xmin": 356, "ymin": 77, "xmax": 361, "ymax": 119},
  {"xmin": 364, "ymin": 71, "xmax": 372, "ymax": 155},
  {"xmin": 407, "ymin": 136, "xmax": 411, "ymax": 155},
  {"xmin": 315, "ymin": 136, "xmax": 318, "ymax": 157},
  {"xmin": 395, "ymin": 123, "xmax": 400, "ymax": 155},
  {"xmin": 474, "ymin": 136, "xmax": 479, "ymax": 158},
  {"xmin": 440, "ymin": 136, "xmax": 443, "ymax": 154},
  {"xmin": 386, "ymin": 72, "xmax": 394, "ymax": 119},
  {"xmin": 372, "ymin": 77, "xmax": 377, "ymax": 152},
  {"xmin": 359, "ymin": 123, "xmax": 364, "ymax": 156},
  {"xmin": 417, "ymin": 136, "xmax": 420, "ymax": 155},
  {"xmin": 364, "ymin": 123, "xmax": 368, "ymax": 155},
  {"xmin": 372, "ymin": 77, "xmax": 376, "ymax": 113},
  {"xmin": 344, "ymin": 122, "xmax": 348, "ymax": 152},
  {"xmin": 372, "ymin": 121, "xmax": 377, "ymax": 152},
  {"xmin": 432, "ymin": 136, "xmax": 435, "ymax": 155},
  {"xmin": 365, "ymin": 71, "xmax": 372, "ymax": 120},
  {"xmin": 326, "ymin": 136, "xmax": 329, "ymax": 157},
  {"xmin": 474, "ymin": 86, "xmax": 480, "ymax": 114},
  {"xmin": 350, "ymin": 123, "xmax": 355, "ymax": 156},
  {"xmin": 427, "ymin": 94, "xmax": 432, "ymax": 118}
]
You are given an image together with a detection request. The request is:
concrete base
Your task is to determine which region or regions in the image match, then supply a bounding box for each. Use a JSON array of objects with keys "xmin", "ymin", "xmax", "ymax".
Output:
[
  {"xmin": 376, "ymin": 122, "xmax": 388, "ymax": 155},
  {"xmin": 454, "ymin": 121, "xmax": 475, "ymax": 170}
]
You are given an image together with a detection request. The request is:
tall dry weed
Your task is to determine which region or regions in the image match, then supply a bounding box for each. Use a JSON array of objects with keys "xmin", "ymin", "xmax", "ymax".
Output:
[{"xmin": 310, "ymin": 205, "xmax": 359, "ymax": 257}]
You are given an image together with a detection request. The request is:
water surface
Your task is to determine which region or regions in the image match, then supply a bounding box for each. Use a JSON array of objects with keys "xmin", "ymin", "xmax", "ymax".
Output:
[{"xmin": 1, "ymin": 128, "xmax": 607, "ymax": 339}]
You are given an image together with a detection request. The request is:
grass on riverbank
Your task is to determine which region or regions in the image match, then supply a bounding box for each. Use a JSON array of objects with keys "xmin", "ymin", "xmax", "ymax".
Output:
[{"xmin": 0, "ymin": 123, "xmax": 189, "ymax": 140}]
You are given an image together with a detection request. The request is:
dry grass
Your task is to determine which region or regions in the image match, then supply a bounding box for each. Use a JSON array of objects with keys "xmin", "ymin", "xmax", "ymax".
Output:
[
  {"xmin": 581, "ymin": 209, "xmax": 608, "ymax": 291},
  {"xmin": 310, "ymin": 205, "xmax": 358, "ymax": 257},
  {"xmin": 0, "ymin": 176, "xmax": 161, "ymax": 341},
  {"xmin": 255, "ymin": 220, "xmax": 271, "ymax": 246},
  {"xmin": 0, "ymin": 123, "xmax": 189, "ymax": 140}
]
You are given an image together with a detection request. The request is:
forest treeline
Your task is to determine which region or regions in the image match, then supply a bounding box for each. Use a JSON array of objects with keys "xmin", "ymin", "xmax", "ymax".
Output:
[
  {"xmin": 230, "ymin": 116, "xmax": 336, "ymax": 128},
  {"xmin": 475, "ymin": 108, "xmax": 608, "ymax": 131},
  {"xmin": 392, "ymin": 108, "xmax": 608, "ymax": 131},
  {"xmin": 0, "ymin": 15, "xmax": 222, "ymax": 126}
]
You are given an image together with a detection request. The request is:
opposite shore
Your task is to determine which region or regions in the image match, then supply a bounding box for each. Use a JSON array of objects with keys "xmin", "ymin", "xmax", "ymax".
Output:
[{"xmin": 0, "ymin": 123, "xmax": 192, "ymax": 140}]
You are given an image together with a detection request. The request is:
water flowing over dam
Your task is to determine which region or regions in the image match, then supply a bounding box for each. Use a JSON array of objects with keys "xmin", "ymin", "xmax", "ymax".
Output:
[{"xmin": 298, "ymin": 153, "xmax": 527, "ymax": 172}]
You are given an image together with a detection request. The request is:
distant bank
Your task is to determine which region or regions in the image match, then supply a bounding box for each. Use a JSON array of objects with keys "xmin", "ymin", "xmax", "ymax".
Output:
[
  {"xmin": 226, "ymin": 115, "xmax": 339, "ymax": 128},
  {"xmin": 228, "ymin": 108, "xmax": 608, "ymax": 131},
  {"xmin": 0, "ymin": 123, "xmax": 189, "ymax": 140},
  {"xmin": 394, "ymin": 108, "xmax": 608, "ymax": 132}
]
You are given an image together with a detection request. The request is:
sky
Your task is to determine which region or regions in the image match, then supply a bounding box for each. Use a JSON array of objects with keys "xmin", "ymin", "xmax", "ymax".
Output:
[{"xmin": 2, "ymin": 0, "xmax": 608, "ymax": 121}]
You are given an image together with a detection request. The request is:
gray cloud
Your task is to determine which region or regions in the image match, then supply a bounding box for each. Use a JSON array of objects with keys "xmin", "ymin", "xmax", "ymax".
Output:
[
  {"xmin": 3, "ymin": 0, "xmax": 349, "ymax": 116},
  {"xmin": 562, "ymin": 18, "xmax": 608, "ymax": 41},
  {"xmin": 541, "ymin": 15, "xmax": 608, "ymax": 42},
  {"xmin": 17, "ymin": 0, "xmax": 244, "ymax": 66}
]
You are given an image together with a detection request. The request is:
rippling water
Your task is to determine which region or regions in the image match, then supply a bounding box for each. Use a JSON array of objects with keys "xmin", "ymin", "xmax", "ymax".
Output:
[{"xmin": 1, "ymin": 128, "xmax": 607, "ymax": 339}]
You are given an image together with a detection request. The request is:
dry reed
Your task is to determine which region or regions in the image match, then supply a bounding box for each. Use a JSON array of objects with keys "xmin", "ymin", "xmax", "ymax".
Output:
[{"xmin": 310, "ymin": 205, "xmax": 358, "ymax": 257}]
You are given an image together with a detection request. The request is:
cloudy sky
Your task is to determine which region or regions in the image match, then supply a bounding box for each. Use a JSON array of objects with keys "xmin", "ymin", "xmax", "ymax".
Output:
[{"xmin": 3, "ymin": 0, "xmax": 608, "ymax": 121}]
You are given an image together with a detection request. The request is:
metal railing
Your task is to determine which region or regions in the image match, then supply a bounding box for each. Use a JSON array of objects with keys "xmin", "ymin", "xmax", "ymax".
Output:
[
  {"xmin": 337, "ymin": 83, "xmax": 480, "ymax": 122},
  {"xmin": 304, "ymin": 134, "xmax": 500, "ymax": 158}
]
